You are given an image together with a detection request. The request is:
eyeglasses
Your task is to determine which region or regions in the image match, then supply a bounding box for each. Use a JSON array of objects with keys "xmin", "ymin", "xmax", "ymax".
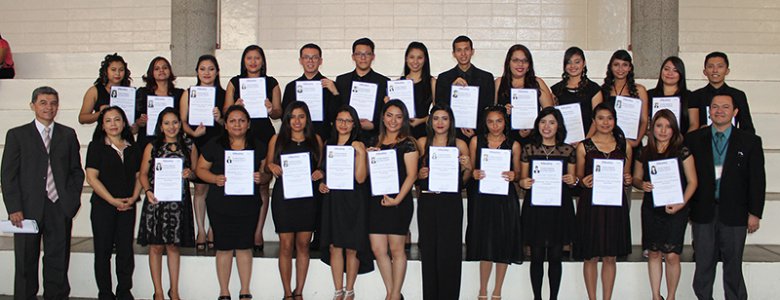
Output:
[
  {"xmin": 335, "ymin": 118, "xmax": 355, "ymax": 124},
  {"xmin": 353, "ymin": 52, "xmax": 374, "ymax": 58},
  {"xmin": 301, "ymin": 55, "xmax": 320, "ymax": 61}
]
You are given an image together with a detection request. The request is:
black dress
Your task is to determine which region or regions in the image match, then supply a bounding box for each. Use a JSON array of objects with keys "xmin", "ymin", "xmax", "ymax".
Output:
[
  {"xmin": 399, "ymin": 76, "xmax": 433, "ymax": 139},
  {"xmin": 229, "ymin": 75, "xmax": 279, "ymax": 145},
  {"xmin": 135, "ymin": 87, "xmax": 185, "ymax": 150},
  {"xmin": 137, "ymin": 141, "xmax": 196, "ymax": 247},
  {"xmin": 94, "ymin": 83, "xmax": 112, "ymax": 113},
  {"xmin": 319, "ymin": 140, "xmax": 374, "ymax": 274},
  {"xmin": 271, "ymin": 141, "xmax": 319, "ymax": 233},
  {"xmin": 551, "ymin": 79, "xmax": 601, "ymax": 135},
  {"xmin": 200, "ymin": 138, "xmax": 267, "ymax": 250},
  {"xmin": 496, "ymin": 82, "xmax": 542, "ymax": 146},
  {"xmin": 187, "ymin": 86, "xmax": 226, "ymax": 151},
  {"xmin": 465, "ymin": 135, "xmax": 522, "ymax": 264},
  {"xmin": 646, "ymin": 88, "xmax": 694, "ymax": 134},
  {"xmin": 639, "ymin": 146, "xmax": 691, "ymax": 254},
  {"xmin": 367, "ymin": 139, "xmax": 417, "ymax": 235},
  {"xmin": 521, "ymin": 143, "xmax": 576, "ymax": 247},
  {"xmin": 574, "ymin": 139, "xmax": 632, "ymax": 259}
]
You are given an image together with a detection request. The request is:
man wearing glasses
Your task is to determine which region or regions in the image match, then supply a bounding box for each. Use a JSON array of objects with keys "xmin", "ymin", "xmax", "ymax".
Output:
[
  {"xmin": 282, "ymin": 43, "xmax": 340, "ymax": 141},
  {"xmin": 335, "ymin": 37, "xmax": 390, "ymax": 143}
]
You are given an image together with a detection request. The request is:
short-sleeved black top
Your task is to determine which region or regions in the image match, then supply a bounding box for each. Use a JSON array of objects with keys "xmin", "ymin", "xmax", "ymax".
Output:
[{"xmin": 85, "ymin": 139, "xmax": 141, "ymax": 202}]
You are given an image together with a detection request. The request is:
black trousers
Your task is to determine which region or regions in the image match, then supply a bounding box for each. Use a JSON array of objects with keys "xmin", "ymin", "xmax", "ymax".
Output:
[
  {"xmin": 692, "ymin": 206, "xmax": 748, "ymax": 300},
  {"xmin": 417, "ymin": 192, "xmax": 463, "ymax": 300},
  {"xmin": 14, "ymin": 199, "xmax": 72, "ymax": 300},
  {"xmin": 90, "ymin": 199, "xmax": 136, "ymax": 300}
]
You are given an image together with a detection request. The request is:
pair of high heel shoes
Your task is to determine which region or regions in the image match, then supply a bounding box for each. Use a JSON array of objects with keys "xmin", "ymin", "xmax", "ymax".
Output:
[
  {"xmin": 153, "ymin": 290, "xmax": 181, "ymax": 300},
  {"xmin": 217, "ymin": 294, "xmax": 252, "ymax": 300}
]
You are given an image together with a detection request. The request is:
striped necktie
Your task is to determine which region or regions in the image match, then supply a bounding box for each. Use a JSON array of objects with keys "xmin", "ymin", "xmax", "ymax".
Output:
[{"xmin": 44, "ymin": 127, "xmax": 59, "ymax": 202}]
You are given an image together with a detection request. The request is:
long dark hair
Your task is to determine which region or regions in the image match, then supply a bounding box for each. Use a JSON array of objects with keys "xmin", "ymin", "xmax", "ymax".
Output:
[
  {"xmin": 530, "ymin": 106, "xmax": 567, "ymax": 146},
  {"xmin": 654, "ymin": 56, "xmax": 687, "ymax": 93},
  {"xmin": 239, "ymin": 45, "xmax": 267, "ymax": 77},
  {"xmin": 152, "ymin": 107, "xmax": 190, "ymax": 160},
  {"xmin": 642, "ymin": 109, "xmax": 683, "ymax": 162},
  {"xmin": 94, "ymin": 53, "xmax": 132, "ymax": 87},
  {"xmin": 592, "ymin": 102, "xmax": 627, "ymax": 154},
  {"xmin": 424, "ymin": 104, "xmax": 457, "ymax": 151},
  {"xmin": 218, "ymin": 105, "xmax": 255, "ymax": 149},
  {"xmin": 196, "ymin": 54, "xmax": 223, "ymax": 89},
  {"xmin": 376, "ymin": 100, "xmax": 415, "ymax": 148},
  {"xmin": 402, "ymin": 41, "xmax": 432, "ymax": 103},
  {"xmin": 273, "ymin": 101, "xmax": 320, "ymax": 165},
  {"xmin": 555, "ymin": 46, "xmax": 590, "ymax": 97},
  {"xmin": 142, "ymin": 56, "xmax": 176, "ymax": 93},
  {"xmin": 498, "ymin": 44, "xmax": 540, "ymax": 101},
  {"xmin": 327, "ymin": 105, "xmax": 361, "ymax": 145},
  {"xmin": 483, "ymin": 105, "xmax": 509, "ymax": 135},
  {"xmin": 602, "ymin": 49, "xmax": 638, "ymax": 98},
  {"xmin": 92, "ymin": 106, "xmax": 135, "ymax": 144}
]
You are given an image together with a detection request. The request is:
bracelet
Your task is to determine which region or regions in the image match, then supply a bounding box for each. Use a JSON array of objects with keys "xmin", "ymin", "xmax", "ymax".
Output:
[{"xmin": 572, "ymin": 177, "xmax": 580, "ymax": 186}]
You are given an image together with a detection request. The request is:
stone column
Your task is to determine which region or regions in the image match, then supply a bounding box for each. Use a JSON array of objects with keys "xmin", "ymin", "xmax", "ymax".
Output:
[
  {"xmin": 631, "ymin": 0, "xmax": 678, "ymax": 79},
  {"xmin": 171, "ymin": 0, "xmax": 218, "ymax": 76}
]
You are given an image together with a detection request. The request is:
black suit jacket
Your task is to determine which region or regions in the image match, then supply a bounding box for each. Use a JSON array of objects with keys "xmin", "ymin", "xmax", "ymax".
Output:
[
  {"xmin": 2, "ymin": 121, "xmax": 85, "ymax": 220},
  {"xmin": 685, "ymin": 126, "xmax": 765, "ymax": 226},
  {"xmin": 435, "ymin": 65, "xmax": 495, "ymax": 136}
]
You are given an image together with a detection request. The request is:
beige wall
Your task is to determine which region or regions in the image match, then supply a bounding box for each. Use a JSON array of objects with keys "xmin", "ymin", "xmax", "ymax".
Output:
[
  {"xmin": 221, "ymin": 0, "xmax": 629, "ymax": 52},
  {"xmin": 679, "ymin": 0, "xmax": 780, "ymax": 53},
  {"xmin": 0, "ymin": 0, "xmax": 171, "ymax": 53}
]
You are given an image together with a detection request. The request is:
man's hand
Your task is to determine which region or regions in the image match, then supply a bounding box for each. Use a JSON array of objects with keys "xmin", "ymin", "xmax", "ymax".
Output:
[
  {"xmin": 748, "ymin": 214, "xmax": 761, "ymax": 234},
  {"xmin": 9, "ymin": 211, "xmax": 24, "ymax": 228}
]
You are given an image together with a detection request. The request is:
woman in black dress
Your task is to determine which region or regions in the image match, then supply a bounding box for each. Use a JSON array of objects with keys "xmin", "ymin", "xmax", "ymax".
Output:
[
  {"xmin": 180, "ymin": 54, "xmax": 225, "ymax": 250},
  {"xmin": 601, "ymin": 50, "xmax": 649, "ymax": 150},
  {"xmin": 495, "ymin": 44, "xmax": 554, "ymax": 144},
  {"xmin": 400, "ymin": 41, "xmax": 435, "ymax": 139},
  {"xmin": 136, "ymin": 56, "xmax": 186, "ymax": 152},
  {"xmin": 415, "ymin": 104, "xmax": 471, "ymax": 300},
  {"xmin": 266, "ymin": 101, "xmax": 323, "ymax": 299},
  {"xmin": 574, "ymin": 103, "xmax": 633, "ymax": 300},
  {"xmin": 85, "ymin": 107, "xmax": 142, "ymax": 300},
  {"xmin": 79, "ymin": 53, "xmax": 132, "ymax": 125},
  {"xmin": 647, "ymin": 56, "xmax": 699, "ymax": 134},
  {"xmin": 224, "ymin": 45, "xmax": 282, "ymax": 251},
  {"xmin": 551, "ymin": 46, "xmax": 603, "ymax": 140},
  {"xmin": 195, "ymin": 105, "xmax": 269, "ymax": 300},
  {"xmin": 368, "ymin": 100, "xmax": 419, "ymax": 300},
  {"xmin": 518, "ymin": 107, "xmax": 577, "ymax": 300},
  {"xmin": 632, "ymin": 110, "xmax": 697, "ymax": 300},
  {"xmin": 319, "ymin": 105, "xmax": 373, "ymax": 300},
  {"xmin": 467, "ymin": 106, "xmax": 522, "ymax": 299},
  {"xmin": 137, "ymin": 108, "xmax": 197, "ymax": 300}
]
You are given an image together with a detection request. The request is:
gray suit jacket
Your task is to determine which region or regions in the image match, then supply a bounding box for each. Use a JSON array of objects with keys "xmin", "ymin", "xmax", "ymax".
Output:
[{"xmin": 2, "ymin": 121, "xmax": 85, "ymax": 220}]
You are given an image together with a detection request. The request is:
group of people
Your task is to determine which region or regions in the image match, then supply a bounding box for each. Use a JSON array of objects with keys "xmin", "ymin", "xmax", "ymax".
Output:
[{"xmin": 1, "ymin": 35, "xmax": 765, "ymax": 300}]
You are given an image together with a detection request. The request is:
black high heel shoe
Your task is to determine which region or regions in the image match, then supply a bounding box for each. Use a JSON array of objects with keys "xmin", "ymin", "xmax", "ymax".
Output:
[
  {"xmin": 217, "ymin": 296, "xmax": 231, "ymax": 300},
  {"xmin": 253, "ymin": 244, "xmax": 264, "ymax": 252},
  {"xmin": 239, "ymin": 294, "xmax": 252, "ymax": 299}
]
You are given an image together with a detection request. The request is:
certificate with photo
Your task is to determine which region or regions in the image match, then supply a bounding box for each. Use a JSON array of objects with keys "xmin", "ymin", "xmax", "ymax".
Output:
[
  {"xmin": 239, "ymin": 77, "xmax": 268, "ymax": 119},
  {"xmin": 110, "ymin": 86, "xmax": 137, "ymax": 123},
  {"xmin": 368, "ymin": 150, "xmax": 400, "ymax": 196}
]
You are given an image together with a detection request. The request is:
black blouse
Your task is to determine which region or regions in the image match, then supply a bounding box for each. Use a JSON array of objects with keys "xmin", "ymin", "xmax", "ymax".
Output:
[{"xmin": 85, "ymin": 139, "xmax": 141, "ymax": 202}]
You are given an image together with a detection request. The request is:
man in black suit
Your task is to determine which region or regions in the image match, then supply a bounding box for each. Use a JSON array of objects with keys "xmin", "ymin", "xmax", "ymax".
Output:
[
  {"xmin": 435, "ymin": 35, "xmax": 495, "ymax": 140},
  {"xmin": 685, "ymin": 92, "xmax": 765, "ymax": 300},
  {"xmin": 692, "ymin": 51, "xmax": 755, "ymax": 133},
  {"xmin": 2, "ymin": 86, "xmax": 85, "ymax": 300}
]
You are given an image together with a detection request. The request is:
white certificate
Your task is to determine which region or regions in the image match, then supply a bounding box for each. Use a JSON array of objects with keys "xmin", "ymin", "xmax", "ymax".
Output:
[
  {"xmin": 648, "ymin": 158, "xmax": 685, "ymax": 207},
  {"xmin": 153, "ymin": 158, "xmax": 183, "ymax": 202},
  {"xmin": 189, "ymin": 86, "xmax": 215, "ymax": 126},
  {"xmin": 591, "ymin": 159, "xmax": 624, "ymax": 206},
  {"xmin": 511, "ymin": 88, "xmax": 538, "ymax": 130},
  {"xmin": 224, "ymin": 150, "xmax": 254, "ymax": 196},
  {"xmin": 146, "ymin": 96, "xmax": 174, "ymax": 136},
  {"xmin": 556, "ymin": 103, "xmax": 585, "ymax": 144},
  {"xmin": 427, "ymin": 146, "xmax": 460, "ymax": 193},
  {"xmin": 110, "ymin": 86, "xmax": 136, "ymax": 123},
  {"xmin": 614, "ymin": 96, "xmax": 642, "ymax": 140},
  {"xmin": 652, "ymin": 97, "xmax": 681, "ymax": 125},
  {"xmin": 368, "ymin": 150, "xmax": 399, "ymax": 196},
  {"xmin": 451, "ymin": 85, "xmax": 479, "ymax": 129},
  {"xmin": 0, "ymin": 220, "xmax": 39, "ymax": 234},
  {"xmin": 281, "ymin": 152, "xmax": 313, "ymax": 199},
  {"xmin": 479, "ymin": 148, "xmax": 511, "ymax": 195},
  {"xmin": 326, "ymin": 145, "xmax": 355, "ymax": 190},
  {"xmin": 349, "ymin": 82, "xmax": 378, "ymax": 121},
  {"xmin": 530, "ymin": 160, "xmax": 563, "ymax": 206},
  {"xmin": 239, "ymin": 77, "xmax": 268, "ymax": 119},
  {"xmin": 387, "ymin": 79, "xmax": 416, "ymax": 118},
  {"xmin": 295, "ymin": 81, "xmax": 324, "ymax": 122}
]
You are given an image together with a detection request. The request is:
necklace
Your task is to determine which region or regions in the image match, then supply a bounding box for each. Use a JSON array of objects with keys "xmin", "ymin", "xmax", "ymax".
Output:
[
  {"xmin": 541, "ymin": 144, "xmax": 555, "ymax": 159},
  {"xmin": 613, "ymin": 81, "xmax": 627, "ymax": 96}
]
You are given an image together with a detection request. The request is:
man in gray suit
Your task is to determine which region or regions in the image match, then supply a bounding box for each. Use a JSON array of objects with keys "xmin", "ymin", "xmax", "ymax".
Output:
[{"xmin": 2, "ymin": 86, "xmax": 85, "ymax": 300}]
